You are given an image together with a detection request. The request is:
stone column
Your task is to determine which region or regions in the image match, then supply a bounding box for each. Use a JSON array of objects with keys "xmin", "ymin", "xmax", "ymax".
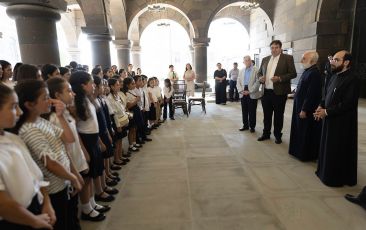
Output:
[
  {"xmin": 131, "ymin": 45, "xmax": 142, "ymax": 68},
  {"xmin": 193, "ymin": 37, "xmax": 210, "ymax": 83},
  {"xmin": 6, "ymin": 4, "xmax": 64, "ymax": 65},
  {"xmin": 189, "ymin": 45, "xmax": 195, "ymax": 67},
  {"xmin": 82, "ymin": 27, "xmax": 112, "ymax": 69},
  {"xmin": 114, "ymin": 39, "xmax": 131, "ymax": 70}
]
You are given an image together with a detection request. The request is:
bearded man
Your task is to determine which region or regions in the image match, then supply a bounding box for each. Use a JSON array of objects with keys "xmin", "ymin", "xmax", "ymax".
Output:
[
  {"xmin": 289, "ymin": 51, "xmax": 322, "ymax": 161},
  {"xmin": 314, "ymin": 50, "xmax": 360, "ymax": 187}
]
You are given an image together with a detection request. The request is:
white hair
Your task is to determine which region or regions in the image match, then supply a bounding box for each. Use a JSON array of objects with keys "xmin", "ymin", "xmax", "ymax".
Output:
[
  {"xmin": 243, "ymin": 55, "xmax": 251, "ymax": 60},
  {"xmin": 305, "ymin": 51, "xmax": 319, "ymax": 64}
]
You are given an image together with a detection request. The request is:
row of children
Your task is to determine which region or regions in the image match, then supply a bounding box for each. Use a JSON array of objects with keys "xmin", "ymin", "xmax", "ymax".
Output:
[{"xmin": 0, "ymin": 65, "xmax": 175, "ymax": 229}]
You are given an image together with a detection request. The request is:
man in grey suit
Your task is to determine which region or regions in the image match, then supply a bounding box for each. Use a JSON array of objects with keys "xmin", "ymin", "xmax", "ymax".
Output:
[
  {"xmin": 257, "ymin": 40, "xmax": 297, "ymax": 144},
  {"xmin": 237, "ymin": 55, "xmax": 263, "ymax": 132}
]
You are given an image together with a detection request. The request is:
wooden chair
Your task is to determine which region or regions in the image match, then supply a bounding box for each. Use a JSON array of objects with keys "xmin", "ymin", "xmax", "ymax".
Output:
[
  {"xmin": 172, "ymin": 82, "xmax": 189, "ymax": 117},
  {"xmin": 188, "ymin": 81, "xmax": 206, "ymax": 114}
]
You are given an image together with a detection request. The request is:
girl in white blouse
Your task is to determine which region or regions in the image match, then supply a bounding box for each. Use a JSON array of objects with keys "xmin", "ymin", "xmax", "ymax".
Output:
[
  {"xmin": 14, "ymin": 79, "xmax": 82, "ymax": 229},
  {"xmin": 0, "ymin": 83, "xmax": 54, "ymax": 229}
]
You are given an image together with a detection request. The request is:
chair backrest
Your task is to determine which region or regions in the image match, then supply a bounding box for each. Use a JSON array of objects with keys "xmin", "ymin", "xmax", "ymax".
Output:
[
  {"xmin": 173, "ymin": 83, "xmax": 187, "ymax": 101},
  {"xmin": 202, "ymin": 81, "xmax": 206, "ymax": 99}
]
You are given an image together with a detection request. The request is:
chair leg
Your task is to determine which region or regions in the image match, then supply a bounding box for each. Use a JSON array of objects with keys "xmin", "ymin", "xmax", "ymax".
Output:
[
  {"xmin": 202, "ymin": 101, "xmax": 206, "ymax": 114},
  {"xmin": 188, "ymin": 102, "xmax": 191, "ymax": 114}
]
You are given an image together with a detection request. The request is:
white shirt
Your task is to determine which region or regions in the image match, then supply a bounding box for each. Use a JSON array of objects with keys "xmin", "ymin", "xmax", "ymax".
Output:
[
  {"xmin": 19, "ymin": 118, "xmax": 70, "ymax": 194},
  {"xmin": 153, "ymin": 86, "xmax": 162, "ymax": 99},
  {"xmin": 147, "ymin": 87, "xmax": 158, "ymax": 103},
  {"xmin": 142, "ymin": 86, "xmax": 150, "ymax": 111},
  {"xmin": 0, "ymin": 132, "xmax": 46, "ymax": 219},
  {"xmin": 163, "ymin": 86, "xmax": 174, "ymax": 99},
  {"xmin": 50, "ymin": 111, "xmax": 88, "ymax": 173},
  {"xmin": 76, "ymin": 98, "xmax": 99, "ymax": 134},
  {"xmin": 265, "ymin": 55, "xmax": 280, "ymax": 89},
  {"xmin": 107, "ymin": 93, "xmax": 127, "ymax": 128}
]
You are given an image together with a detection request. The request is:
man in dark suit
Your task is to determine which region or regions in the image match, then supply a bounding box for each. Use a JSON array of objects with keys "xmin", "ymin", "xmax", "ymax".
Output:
[{"xmin": 257, "ymin": 40, "xmax": 297, "ymax": 144}]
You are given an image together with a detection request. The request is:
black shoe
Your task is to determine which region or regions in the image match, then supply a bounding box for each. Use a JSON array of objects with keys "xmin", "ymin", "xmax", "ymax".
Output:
[
  {"xmin": 106, "ymin": 179, "xmax": 118, "ymax": 187},
  {"xmin": 144, "ymin": 138, "xmax": 152, "ymax": 142},
  {"xmin": 95, "ymin": 193, "xmax": 115, "ymax": 202},
  {"xmin": 122, "ymin": 158, "xmax": 130, "ymax": 163},
  {"xmin": 94, "ymin": 204, "xmax": 111, "ymax": 213},
  {"xmin": 170, "ymin": 117, "xmax": 175, "ymax": 120},
  {"xmin": 104, "ymin": 187, "xmax": 119, "ymax": 195},
  {"xmin": 345, "ymin": 194, "xmax": 366, "ymax": 210},
  {"xmin": 81, "ymin": 211, "xmax": 106, "ymax": 222},
  {"xmin": 108, "ymin": 175, "xmax": 120, "ymax": 182},
  {"xmin": 129, "ymin": 147, "xmax": 139, "ymax": 152},
  {"xmin": 137, "ymin": 140, "xmax": 146, "ymax": 145},
  {"xmin": 113, "ymin": 160, "xmax": 127, "ymax": 166},
  {"xmin": 239, "ymin": 127, "xmax": 249, "ymax": 131},
  {"xmin": 250, "ymin": 128, "xmax": 255, "ymax": 133},
  {"xmin": 257, "ymin": 136, "xmax": 270, "ymax": 141},
  {"xmin": 111, "ymin": 172, "xmax": 119, "ymax": 177},
  {"xmin": 134, "ymin": 143, "xmax": 142, "ymax": 148},
  {"xmin": 110, "ymin": 165, "xmax": 122, "ymax": 171},
  {"xmin": 275, "ymin": 138, "xmax": 282, "ymax": 144},
  {"xmin": 122, "ymin": 153, "xmax": 131, "ymax": 158}
]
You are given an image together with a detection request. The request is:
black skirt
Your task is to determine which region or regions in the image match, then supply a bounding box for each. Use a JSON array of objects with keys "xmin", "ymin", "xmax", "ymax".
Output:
[
  {"xmin": 99, "ymin": 131, "xmax": 114, "ymax": 159},
  {"xmin": 79, "ymin": 133, "xmax": 104, "ymax": 178},
  {"xmin": 149, "ymin": 103, "xmax": 156, "ymax": 120}
]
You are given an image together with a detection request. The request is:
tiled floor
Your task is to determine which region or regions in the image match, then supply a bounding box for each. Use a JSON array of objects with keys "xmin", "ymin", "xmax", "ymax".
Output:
[{"xmin": 81, "ymin": 99, "xmax": 366, "ymax": 230}]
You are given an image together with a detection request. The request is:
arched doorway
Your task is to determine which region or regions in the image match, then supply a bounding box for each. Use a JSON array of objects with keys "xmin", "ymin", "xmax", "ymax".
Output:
[
  {"xmin": 0, "ymin": 5, "xmax": 20, "ymax": 65},
  {"xmin": 207, "ymin": 18, "xmax": 250, "ymax": 86},
  {"xmin": 140, "ymin": 19, "xmax": 191, "ymax": 80}
]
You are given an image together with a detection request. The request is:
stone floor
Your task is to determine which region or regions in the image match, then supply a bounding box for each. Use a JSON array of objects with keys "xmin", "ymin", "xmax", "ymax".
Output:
[{"xmin": 81, "ymin": 99, "xmax": 366, "ymax": 230}]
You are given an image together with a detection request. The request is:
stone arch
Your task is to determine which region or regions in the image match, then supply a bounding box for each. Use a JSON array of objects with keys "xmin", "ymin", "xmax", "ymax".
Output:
[
  {"xmin": 110, "ymin": 0, "xmax": 128, "ymax": 39},
  {"xmin": 213, "ymin": 5, "xmax": 251, "ymax": 35},
  {"xmin": 203, "ymin": 0, "xmax": 275, "ymax": 39},
  {"xmin": 138, "ymin": 8, "xmax": 194, "ymax": 43},
  {"xmin": 315, "ymin": 0, "xmax": 356, "ymax": 59},
  {"xmin": 126, "ymin": 2, "xmax": 196, "ymax": 39}
]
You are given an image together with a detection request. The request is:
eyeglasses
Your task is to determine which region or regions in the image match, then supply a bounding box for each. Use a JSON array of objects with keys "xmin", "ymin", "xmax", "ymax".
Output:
[{"xmin": 330, "ymin": 58, "xmax": 343, "ymax": 63}]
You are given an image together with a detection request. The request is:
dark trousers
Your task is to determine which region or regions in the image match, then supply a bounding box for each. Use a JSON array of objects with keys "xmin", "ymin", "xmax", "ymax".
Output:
[
  {"xmin": 68, "ymin": 193, "xmax": 81, "ymax": 230},
  {"xmin": 229, "ymin": 80, "xmax": 239, "ymax": 101},
  {"xmin": 132, "ymin": 106, "xmax": 146, "ymax": 141},
  {"xmin": 261, "ymin": 89, "xmax": 287, "ymax": 139},
  {"xmin": 241, "ymin": 95, "xmax": 258, "ymax": 129},
  {"xmin": 215, "ymin": 81, "xmax": 227, "ymax": 104},
  {"xmin": 0, "ymin": 195, "xmax": 42, "ymax": 230},
  {"xmin": 50, "ymin": 187, "xmax": 69, "ymax": 230},
  {"xmin": 163, "ymin": 97, "xmax": 174, "ymax": 119}
]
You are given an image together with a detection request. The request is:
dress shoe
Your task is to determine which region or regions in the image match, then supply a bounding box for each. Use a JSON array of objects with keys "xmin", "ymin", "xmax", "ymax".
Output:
[
  {"xmin": 95, "ymin": 193, "xmax": 115, "ymax": 202},
  {"xmin": 104, "ymin": 187, "xmax": 119, "ymax": 195},
  {"xmin": 275, "ymin": 138, "xmax": 282, "ymax": 144},
  {"xmin": 257, "ymin": 136, "xmax": 270, "ymax": 141},
  {"xmin": 122, "ymin": 153, "xmax": 131, "ymax": 158},
  {"xmin": 250, "ymin": 128, "xmax": 255, "ymax": 133},
  {"xmin": 81, "ymin": 211, "xmax": 105, "ymax": 222},
  {"xmin": 106, "ymin": 179, "xmax": 118, "ymax": 187},
  {"xmin": 170, "ymin": 117, "xmax": 175, "ymax": 120},
  {"xmin": 345, "ymin": 194, "xmax": 366, "ymax": 210},
  {"xmin": 94, "ymin": 204, "xmax": 111, "ymax": 213},
  {"xmin": 111, "ymin": 172, "xmax": 119, "ymax": 177},
  {"xmin": 113, "ymin": 160, "xmax": 127, "ymax": 166},
  {"xmin": 144, "ymin": 138, "xmax": 152, "ymax": 142},
  {"xmin": 122, "ymin": 158, "xmax": 130, "ymax": 163},
  {"xmin": 239, "ymin": 127, "xmax": 249, "ymax": 131},
  {"xmin": 110, "ymin": 165, "xmax": 121, "ymax": 171},
  {"xmin": 129, "ymin": 147, "xmax": 139, "ymax": 152}
]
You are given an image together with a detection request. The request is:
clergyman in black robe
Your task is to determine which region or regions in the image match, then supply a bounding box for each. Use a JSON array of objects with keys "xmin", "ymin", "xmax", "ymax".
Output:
[
  {"xmin": 314, "ymin": 50, "xmax": 359, "ymax": 187},
  {"xmin": 289, "ymin": 51, "xmax": 322, "ymax": 161}
]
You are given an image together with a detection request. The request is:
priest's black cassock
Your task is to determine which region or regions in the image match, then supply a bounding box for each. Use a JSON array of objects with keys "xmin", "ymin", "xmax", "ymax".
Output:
[
  {"xmin": 316, "ymin": 69, "xmax": 359, "ymax": 187},
  {"xmin": 289, "ymin": 65, "xmax": 322, "ymax": 161}
]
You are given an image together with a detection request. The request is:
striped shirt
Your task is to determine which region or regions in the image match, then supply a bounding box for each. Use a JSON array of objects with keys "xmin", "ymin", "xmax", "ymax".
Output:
[{"xmin": 19, "ymin": 118, "xmax": 70, "ymax": 194}]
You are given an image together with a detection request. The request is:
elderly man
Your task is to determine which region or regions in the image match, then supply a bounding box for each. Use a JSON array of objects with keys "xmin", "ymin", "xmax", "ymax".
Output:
[
  {"xmin": 314, "ymin": 50, "xmax": 359, "ymax": 187},
  {"xmin": 257, "ymin": 40, "xmax": 297, "ymax": 144},
  {"xmin": 289, "ymin": 51, "xmax": 322, "ymax": 161},
  {"xmin": 237, "ymin": 56, "xmax": 263, "ymax": 132}
]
